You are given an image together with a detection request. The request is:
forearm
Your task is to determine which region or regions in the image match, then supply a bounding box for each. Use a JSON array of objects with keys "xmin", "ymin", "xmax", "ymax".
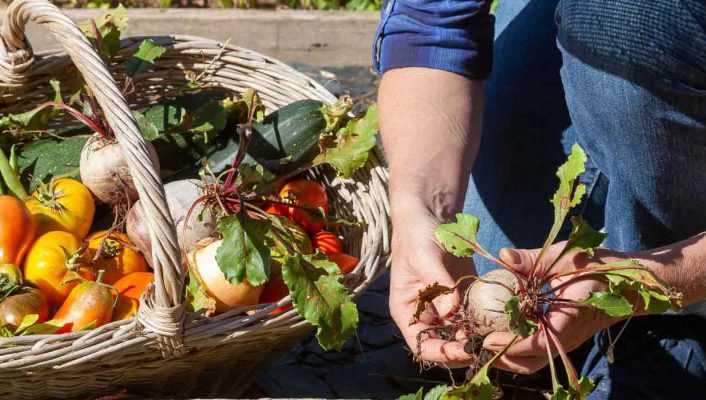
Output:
[
  {"xmin": 633, "ymin": 232, "xmax": 706, "ymax": 307},
  {"xmin": 379, "ymin": 67, "xmax": 484, "ymax": 220}
]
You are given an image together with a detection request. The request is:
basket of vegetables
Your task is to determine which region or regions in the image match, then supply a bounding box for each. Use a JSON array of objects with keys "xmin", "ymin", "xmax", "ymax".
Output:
[{"xmin": 0, "ymin": 1, "xmax": 390, "ymax": 398}]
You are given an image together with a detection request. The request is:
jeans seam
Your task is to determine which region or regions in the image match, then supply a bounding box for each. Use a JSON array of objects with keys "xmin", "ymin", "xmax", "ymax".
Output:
[{"xmin": 579, "ymin": 166, "xmax": 604, "ymax": 220}]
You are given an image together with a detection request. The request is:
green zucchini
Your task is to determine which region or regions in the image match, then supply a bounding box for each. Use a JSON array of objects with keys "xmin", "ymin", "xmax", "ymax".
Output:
[{"xmin": 248, "ymin": 98, "xmax": 351, "ymax": 171}]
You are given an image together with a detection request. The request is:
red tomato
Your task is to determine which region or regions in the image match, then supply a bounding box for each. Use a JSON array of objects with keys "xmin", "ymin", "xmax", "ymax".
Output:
[
  {"xmin": 265, "ymin": 205, "xmax": 287, "ymax": 217},
  {"xmin": 313, "ymin": 230, "xmax": 343, "ymax": 255},
  {"xmin": 260, "ymin": 275, "xmax": 292, "ymax": 315},
  {"xmin": 279, "ymin": 180, "xmax": 329, "ymax": 234},
  {"xmin": 328, "ymin": 253, "xmax": 359, "ymax": 274}
]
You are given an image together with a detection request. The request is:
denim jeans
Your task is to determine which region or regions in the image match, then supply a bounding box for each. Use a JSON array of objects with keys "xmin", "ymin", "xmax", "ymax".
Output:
[{"xmin": 464, "ymin": 0, "xmax": 706, "ymax": 398}]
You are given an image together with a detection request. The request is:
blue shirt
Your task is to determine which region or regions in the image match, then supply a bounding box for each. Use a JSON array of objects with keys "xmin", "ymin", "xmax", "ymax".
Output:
[{"xmin": 372, "ymin": 0, "xmax": 494, "ymax": 79}]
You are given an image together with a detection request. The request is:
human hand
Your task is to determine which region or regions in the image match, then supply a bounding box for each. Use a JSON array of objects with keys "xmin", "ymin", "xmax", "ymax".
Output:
[
  {"xmin": 389, "ymin": 199, "xmax": 476, "ymax": 368},
  {"xmin": 482, "ymin": 243, "xmax": 625, "ymax": 374}
]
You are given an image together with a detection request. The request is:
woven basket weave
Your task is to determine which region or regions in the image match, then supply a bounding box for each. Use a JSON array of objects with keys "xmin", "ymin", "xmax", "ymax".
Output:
[{"xmin": 0, "ymin": 1, "xmax": 391, "ymax": 398}]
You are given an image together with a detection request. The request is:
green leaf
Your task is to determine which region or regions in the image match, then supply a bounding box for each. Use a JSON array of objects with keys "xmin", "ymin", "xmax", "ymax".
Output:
[
  {"xmin": 20, "ymin": 319, "xmax": 71, "ymax": 335},
  {"xmin": 424, "ymin": 385, "xmax": 451, "ymax": 400},
  {"xmin": 577, "ymin": 376, "xmax": 595, "ymax": 398},
  {"xmin": 551, "ymin": 387, "xmax": 572, "ymax": 400},
  {"xmin": 550, "ymin": 376, "xmax": 595, "ymax": 400},
  {"xmin": 434, "ymin": 213, "xmax": 480, "ymax": 258},
  {"xmin": 49, "ymin": 79, "xmax": 63, "ymax": 105},
  {"xmin": 601, "ymin": 264, "xmax": 681, "ymax": 314},
  {"xmin": 222, "ymin": 89, "xmax": 266, "ymax": 124},
  {"xmin": 124, "ymin": 39, "xmax": 166, "ymax": 77},
  {"xmin": 134, "ymin": 110, "xmax": 161, "ymax": 141},
  {"xmin": 187, "ymin": 101, "xmax": 230, "ymax": 135},
  {"xmin": 281, "ymin": 253, "xmax": 359, "ymax": 351},
  {"xmin": 13, "ymin": 314, "xmax": 39, "ymax": 334},
  {"xmin": 314, "ymin": 104, "xmax": 378, "ymax": 178},
  {"xmin": 505, "ymin": 296, "xmax": 539, "ymax": 337},
  {"xmin": 236, "ymin": 163, "xmax": 275, "ymax": 192},
  {"xmin": 185, "ymin": 265, "xmax": 217, "ymax": 316},
  {"xmin": 216, "ymin": 216, "xmax": 271, "ymax": 286},
  {"xmin": 442, "ymin": 336, "xmax": 518, "ymax": 400},
  {"xmin": 0, "ymin": 326, "xmax": 13, "ymax": 337},
  {"xmin": 398, "ymin": 388, "xmax": 423, "ymax": 400},
  {"xmin": 552, "ymin": 144, "xmax": 588, "ymax": 210},
  {"xmin": 560, "ymin": 216, "xmax": 606, "ymax": 258},
  {"xmin": 15, "ymin": 136, "xmax": 88, "ymax": 191},
  {"xmin": 583, "ymin": 291, "xmax": 633, "ymax": 317},
  {"xmin": 540, "ymin": 144, "xmax": 588, "ymax": 257},
  {"xmin": 0, "ymin": 275, "xmax": 21, "ymax": 303},
  {"xmin": 81, "ymin": 5, "xmax": 128, "ymax": 57}
]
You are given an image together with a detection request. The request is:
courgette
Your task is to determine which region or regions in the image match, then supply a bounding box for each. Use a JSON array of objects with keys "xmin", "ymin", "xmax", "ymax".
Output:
[{"xmin": 248, "ymin": 98, "xmax": 351, "ymax": 171}]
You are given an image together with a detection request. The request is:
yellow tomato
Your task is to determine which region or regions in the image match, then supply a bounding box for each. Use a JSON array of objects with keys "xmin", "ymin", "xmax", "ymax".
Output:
[
  {"xmin": 86, "ymin": 231, "xmax": 148, "ymax": 285},
  {"xmin": 26, "ymin": 178, "xmax": 95, "ymax": 240},
  {"xmin": 24, "ymin": 231, "xmax": 95, "ymax": 306}
]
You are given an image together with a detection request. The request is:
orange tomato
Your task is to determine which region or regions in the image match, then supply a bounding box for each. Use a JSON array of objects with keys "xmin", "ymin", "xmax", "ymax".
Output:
[
  {"xmin": 54, "ymin": 276, "xmax": 115, "ymax": 332},
  {"xmin": 113, "ymin": 295, "xmax": 138, "ymax": 321},
  {"xmin": 328, "ymin": 253, "xmax": 359, "ymax": 274},
  {"xmin": 260, "ymin": 275, "xmax": 292, "ymax": 315},
  {"xmin": 86, "ymin": 231, "xmax": 148, "ymax": 285},
  {"xmin": 0, "ymin": 196, "xmax": 36, "ymax": 267},
  {"xmin": 278, "ymin": 180, "xmax": 329, "ymax": 233},
  {"xmin": 113, "ymin": 271, "xmax": 153, "ymax": 300},
  {"xmin": 24, "ymin": 231, "xmax": 95, "ymax": 306},
  {"xmin": 313, "ymin": 230, "xmax": 343, "ymax": 255}
]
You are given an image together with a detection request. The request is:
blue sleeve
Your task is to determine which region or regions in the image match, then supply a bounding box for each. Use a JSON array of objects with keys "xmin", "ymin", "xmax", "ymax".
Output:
[{"xmin": 372, "ymin": 0, "xmax": 494, "ymax": 79}]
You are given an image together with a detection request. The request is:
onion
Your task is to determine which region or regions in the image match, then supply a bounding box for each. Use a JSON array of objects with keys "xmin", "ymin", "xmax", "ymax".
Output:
[
  {"xmin": 126, "ymin": 179, "xmax": 217, "ymax": 259},
  {"xmin": 466, "ymin": 269, "xmax": 519, "ymax": 336},
  {"xmin": 189, "ymin": 238, "xmax": 263, "ymax": 312},
  {"xmin": 80, "ymin": 134, "xmax": 160, "ymax": 205}
]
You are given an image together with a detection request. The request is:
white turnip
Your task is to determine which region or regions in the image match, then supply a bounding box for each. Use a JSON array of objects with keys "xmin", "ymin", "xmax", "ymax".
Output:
[
  {"xmin": 465, "ymin": 269, "xmax": 519, "ymax": 336},
  {"xmin": 80, "ymin": 134, "xmax": 160, "ymax": 205},
  {"xmin": 126, "ymin": 179, "xmax": 217, "ymax": 259}
]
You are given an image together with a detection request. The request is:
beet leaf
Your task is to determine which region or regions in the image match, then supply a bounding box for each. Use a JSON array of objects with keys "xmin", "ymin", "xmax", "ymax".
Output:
[{"xmin": 281, "ymin": 253, "xmax": 359, "ymax": 351}]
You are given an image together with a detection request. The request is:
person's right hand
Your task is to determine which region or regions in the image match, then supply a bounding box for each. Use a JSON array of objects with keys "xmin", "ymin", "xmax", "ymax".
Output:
[{"xmin": 389, "ymin": 198, "xmax": 477, "ymax": 368}]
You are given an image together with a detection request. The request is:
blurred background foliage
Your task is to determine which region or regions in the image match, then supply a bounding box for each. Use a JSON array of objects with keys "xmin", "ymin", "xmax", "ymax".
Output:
[{"xmin": 53, "ymin": 0, "xmax": 383, "ymax": 10}]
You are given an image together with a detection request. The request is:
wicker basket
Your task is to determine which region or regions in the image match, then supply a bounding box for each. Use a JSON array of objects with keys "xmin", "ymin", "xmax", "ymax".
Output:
[{"xmin": 0, "ymin": 1, "xmax": 391, "ymax": 398}]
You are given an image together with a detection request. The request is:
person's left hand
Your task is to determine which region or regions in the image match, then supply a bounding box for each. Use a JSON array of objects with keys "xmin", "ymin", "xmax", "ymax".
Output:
[{"xmin": 481, "ymin": 243, "xmax": 626, "ymax": 374}]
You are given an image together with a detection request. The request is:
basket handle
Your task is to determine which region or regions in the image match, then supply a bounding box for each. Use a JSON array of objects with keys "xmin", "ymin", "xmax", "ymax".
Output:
[{"xmin": 0, "ymin": 0, "xmax": 186, "ymax": 353}]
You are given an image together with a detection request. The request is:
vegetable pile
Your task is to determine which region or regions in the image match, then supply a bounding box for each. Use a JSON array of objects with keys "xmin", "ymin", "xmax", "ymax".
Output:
[
  {"xmin": 404, "ymin": 145, "xmax": 683, "ymax": 400},
  {"xmin": 0, "ymin": 7, "xmax": 378, "ymax": 350}
]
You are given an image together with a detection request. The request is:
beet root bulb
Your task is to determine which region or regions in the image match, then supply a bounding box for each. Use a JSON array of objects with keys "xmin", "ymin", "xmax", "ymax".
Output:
[{"xmin": 465, "ymin": 269, "xmax": 519, "ymax": 336}]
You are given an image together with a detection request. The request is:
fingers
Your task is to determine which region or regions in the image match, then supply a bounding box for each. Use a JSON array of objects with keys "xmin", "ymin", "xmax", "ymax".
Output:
[
  {"xmin": 493, "ymin": 355, "xmax": 548, "ymax": 375},
  {"xmin": 499, "ymin": 242, "xmax": 569, "ymax": 275}
]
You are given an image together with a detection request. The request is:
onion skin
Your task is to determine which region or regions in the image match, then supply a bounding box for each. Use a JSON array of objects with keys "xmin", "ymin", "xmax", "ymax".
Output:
[
  {"xmin": 466, "ymin": 269, "xmax": 519, "ymax": 336},
  {"xmin": 126, "ymin": 179, "xmax": 217, "ymax": 260},
  {"xmin": 188, "ymin": 239, "xmax": 263, "ymax": 313},
  {"xmin": 80, "ymin": 134, "xmax": 160, "ymax": 205}
]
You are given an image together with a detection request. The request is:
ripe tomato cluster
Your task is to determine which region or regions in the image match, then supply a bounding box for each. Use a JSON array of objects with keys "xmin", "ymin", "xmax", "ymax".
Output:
[{"xmin": 0, "ymin": 179, "xmax": 152, "ymax": 333}]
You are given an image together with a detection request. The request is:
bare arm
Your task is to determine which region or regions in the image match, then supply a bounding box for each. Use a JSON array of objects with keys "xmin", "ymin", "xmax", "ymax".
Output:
[{"xmin": 379, "ymin": 67, "xmax": 484, "ymax": 365}]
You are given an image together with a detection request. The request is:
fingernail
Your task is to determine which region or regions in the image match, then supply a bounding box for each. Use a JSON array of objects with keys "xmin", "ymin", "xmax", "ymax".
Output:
[{"xmin": 500, "ymin": 248, "xmax": 521, "ymax": 264}]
